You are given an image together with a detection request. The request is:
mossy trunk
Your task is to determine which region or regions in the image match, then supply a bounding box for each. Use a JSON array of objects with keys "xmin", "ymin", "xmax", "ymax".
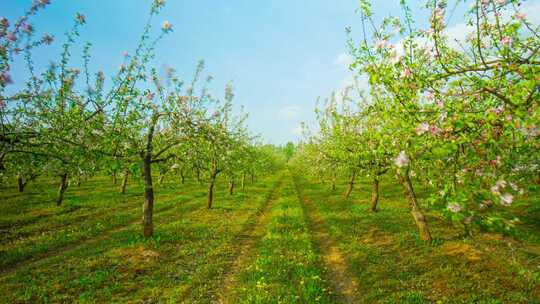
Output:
[
  {"xmin": 56, "ymin": 173, "xmax": 69, "ymax": 206},
  {"xmin": 370, "ymin": 178, "xmax": 379, "ymax": 212},
  {"xmin": 143, "ymin": 156, "xmax": 154, "ymax": 238},
  {"xmin": 396, "ymin": 170, "xmax": 432, "ymax": 242},
  {"xmin": 241, "ymin": 173, "xmax": 246, "ymax": 191},
  {"xmin": 120, "ymin": 168, "xmax": 129, "ymax": 194},
  {"xmin": 344, "ymin": 171, "xmax": 356, "ymax": 199}
]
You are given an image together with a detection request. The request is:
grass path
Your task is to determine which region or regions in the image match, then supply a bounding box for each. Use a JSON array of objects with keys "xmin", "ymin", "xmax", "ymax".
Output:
[
  {"xmin": 223, "ymin": 171, "xmax": 336, "ymax": 303},
  {"xmin": 216, "ymin": 174, "xmax": 284, "ymax": 303},
  {"xmin": 292, "ymin": 173, "xmax": 362, "ymax": 303}
]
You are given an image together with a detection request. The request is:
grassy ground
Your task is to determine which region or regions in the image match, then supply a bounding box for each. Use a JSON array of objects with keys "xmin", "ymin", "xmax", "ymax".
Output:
[{"xmin": 0, "ymin": 170, "xmax": 539, "ymax": 303}]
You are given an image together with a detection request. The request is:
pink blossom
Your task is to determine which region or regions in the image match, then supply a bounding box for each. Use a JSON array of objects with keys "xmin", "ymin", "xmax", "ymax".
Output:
[
  {"xmin": 490, "ymin": 179, "xmax": 506, "ymax": 195},
  {"xmin": 438, "ymin": 111, "xmax": 447, "ymax": 122},
  {"xmin": 389, "ymin": 50, "xmax": 402, "ymax": 64},
  {"xmin": 146, "ymin": 92, "xmax": 155, "ymax": 100},
  {"xmin": 394, "ymin": 151, "xmax": 409, "ymax": 168},
  {"xmin": 447, "ymin": 203, "xmax": 461, "ymax": 213},
  {"xmin": 22, "ymin": 23, "xmax": 33, "ymax": 34},
  {"xmin": 401, "ymin": 68, "xmax": 412, "ymax": 78},
  {"xmin": 514, "ymin": 12, "xmax": 526, "ymax": 21},
  {"xmin": 429, "ymin": 125, "xmax": 441, "ymax": 135},
  {"xmin": 374, "ymin": 39, "xmax": 388, "ymax": 50},
  {"xmin": 510, "ymin": 182, "xmax": 519, "ymax": 191},
  {"xmin": 500, "ymin": 193, "xmax": 513, "ymax": 206},
  {"xmin": 426, "ymin": 92, "xmax": 435, "ymax": 101},
  {"xmin": 500, "ymin": 36, "xmax": 512, "ymax": 46},
  {"xmin": 415, "ymin": 123, "xmax": 430, "ymax": 135},
  {"xmin": 6, "ymin": 33, "xmax": 16, "ymax": 42},
  {"xmin": 162, "ymin": 21, "xmax": 172, "ymax": 32}
]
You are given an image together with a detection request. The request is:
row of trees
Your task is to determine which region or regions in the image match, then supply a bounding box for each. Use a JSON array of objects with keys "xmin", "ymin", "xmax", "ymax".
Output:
[
  {"xmin": 0, "ymin": 0, "xmax": 280, "ymax": 237},
  {"xmin": 298, "ymin": 0, "xmax": 539, "ymax": 241}
]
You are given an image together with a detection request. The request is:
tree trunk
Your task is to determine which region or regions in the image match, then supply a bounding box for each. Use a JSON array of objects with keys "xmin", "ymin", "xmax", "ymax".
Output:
[
  {"xmin": 241, "ymin": 173, "xmax": 246, "ymax": 191},
  {"xmin": 331, "ymin": 179, "xmax": 336, "ymax": 191},
  {"xmin": 56, "ymin": 173, "xmax": 69, "ymax": 206},
  {"xmin": 370, "ymin": 178, "xmax": 379, "ymax": 212},
  {"xmin": 159, "ymin": 174, "xmax": 165, "ymax": 185},
  {"xmin": 229, "ymin": 180, "xmax": 234, "ymax": 195},
  {"xmin": 396, "ymin": 170, "xmax": 432, "ymax": 242},
  {"xmin": 17, "ymin": 175, "xmax": 25, "ymax": 192},
  {"xmin": 196, "ymin": 169, "xmax": 202, "ymax": 185},
  {"xmin": 120, "ymin": 168, "xmax": 129, "ymax": 194},
  {"xmin": 251, "ymin": 173, "xmax": 254, "ymax": 183},
  {"xmin": 207, "ymin": 178, "xmax": 215, "ymax": 209},
  {"xmin": 344, "ymin": 171, "xmax": 356, "ymax": 199},
  {"xmin": 112, "ymin": 171, "xmax": 117, "ymax": 185},
  {"xmin": 180, "ymin": 169, "xmax": 185, "ymax": 184},
  {"xmin": 143, "ymin": 156, "xmax": 154, "ymax": 238}
]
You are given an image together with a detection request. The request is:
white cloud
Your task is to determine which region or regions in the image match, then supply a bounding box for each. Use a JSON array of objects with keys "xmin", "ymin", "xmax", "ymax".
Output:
[
  {"xmin": 277, "ymin": 105, "xmax": 301, "ymax": 120},
  {"xmin": 334, "ymin": 53, "xmax": 353, "ymax": 68}
]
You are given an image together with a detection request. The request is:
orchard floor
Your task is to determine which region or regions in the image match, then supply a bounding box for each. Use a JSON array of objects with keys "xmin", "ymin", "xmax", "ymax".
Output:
[{"xmin": 0, "ymin": 170, "xmax": 539, "ymax": 303}]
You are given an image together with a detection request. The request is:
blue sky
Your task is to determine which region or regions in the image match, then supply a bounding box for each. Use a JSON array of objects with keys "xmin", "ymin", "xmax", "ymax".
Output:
[{"xmin": 3, "ymin": 0, "xmax": 507, "ymax": 144}]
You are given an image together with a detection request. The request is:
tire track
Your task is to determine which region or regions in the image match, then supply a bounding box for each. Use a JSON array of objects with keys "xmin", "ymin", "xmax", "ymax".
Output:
[
  {"xmin": 215, "ymin": 175, "xmax": 284, "ymax": 304},
  {"xmin": 292, "ymin": 172, "xmax": 362, "ymax": 304},
  {"xmin": 172, "ymin": 175, "xmax": 284, "ymax": 303}
]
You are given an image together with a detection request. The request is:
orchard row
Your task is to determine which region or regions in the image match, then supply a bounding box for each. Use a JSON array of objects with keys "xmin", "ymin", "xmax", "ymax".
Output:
[{"xmin": 0, "ymin": 0, "xmax": 282, "ymax": 238}]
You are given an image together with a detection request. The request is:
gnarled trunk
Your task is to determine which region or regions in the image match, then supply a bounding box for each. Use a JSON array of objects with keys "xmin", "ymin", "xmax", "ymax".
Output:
[
  {"xmin": 143, "ymin": 156, "xmax": 154, "ymax": 238},
  {"xmin": 120, "ymin": 168, "xmax": 129, "ymax": 194},
  {"xmin": 56, "ymin": 173, "xmax": 69, "ymax": 206},
  {"xmin": 370, "ymin": 178, "xmax": 379, "ymax": 212},
  {"xmin": 396, "ymin": 170, "xmax": 432, "ymax": 242},
  {"xmin": 344, "ymin": 171, "xmax": 356, "ymax": 199}
]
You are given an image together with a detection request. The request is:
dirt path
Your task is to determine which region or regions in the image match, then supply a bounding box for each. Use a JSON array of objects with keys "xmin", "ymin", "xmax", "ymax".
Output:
[
  {"xmin": 292, "ymin": 173, "xmax": 362, "ymax": 304},
  {"xmin": 0, "ymin": 194, "xmax": 195, "ymax": 276}
]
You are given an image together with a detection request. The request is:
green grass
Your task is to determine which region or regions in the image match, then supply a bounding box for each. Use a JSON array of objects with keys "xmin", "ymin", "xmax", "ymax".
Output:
[
  {"xmin": 296, "ymin": 173, "xmax": 540, "ymax": 303},
  {"xmin": 0, "ymin": 170, "xmax": 539, "ymax": 303},
  {"xmin": 229, "ymin": 173, "xmax": 334, "ymax": 303}
]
